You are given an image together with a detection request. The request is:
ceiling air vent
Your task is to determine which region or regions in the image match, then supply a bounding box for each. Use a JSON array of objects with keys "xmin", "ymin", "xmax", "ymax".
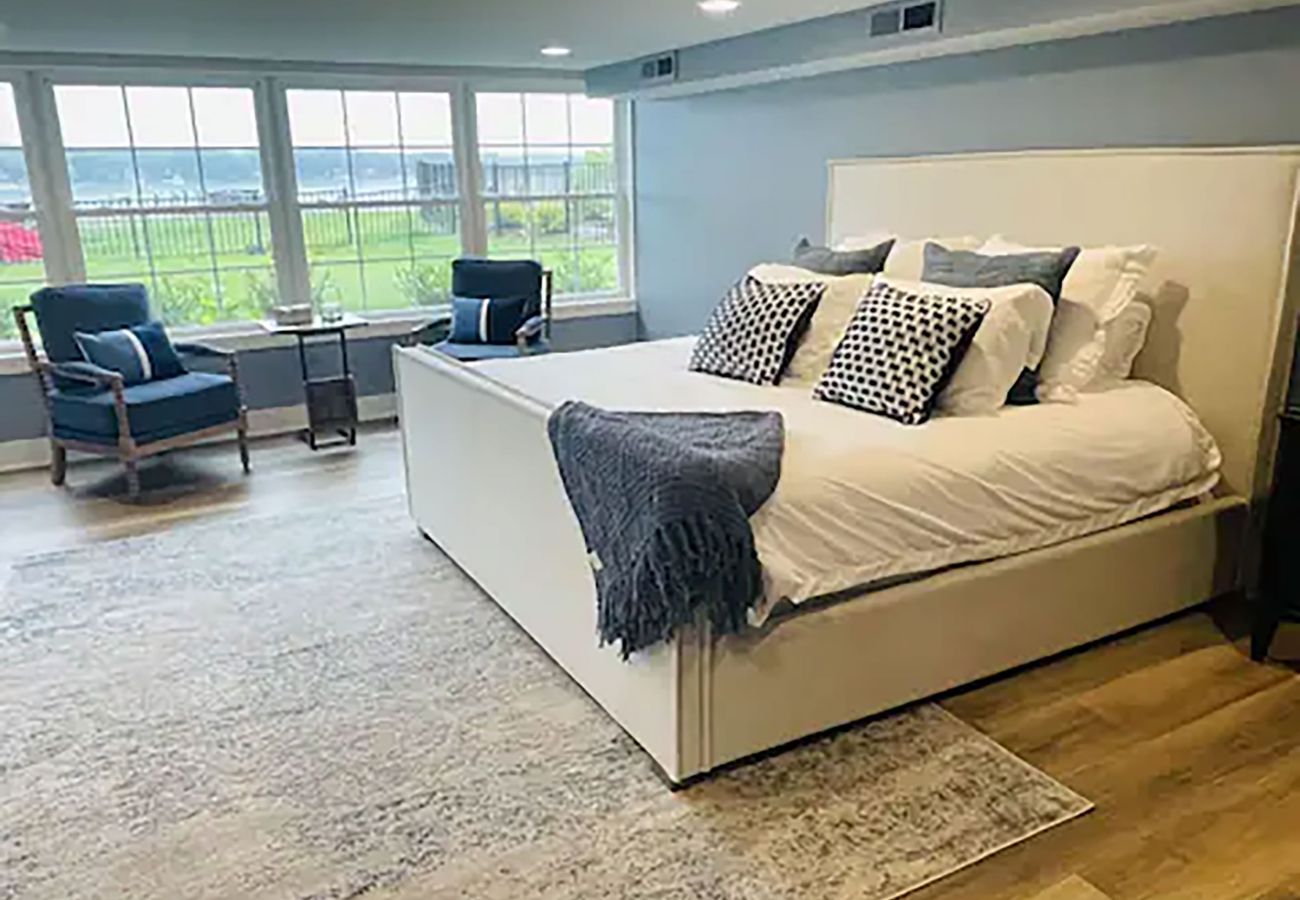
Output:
[
  {"xmin": 869, "ymin": 0, "xmax": 941, "ymax": 38},
  {"xmin": 903, "ymin": 1, "xmax": 938, "ymax": 31},
  {"xmin": 639, "ymin": 52, "xmax": 679, "ymax": 85},
  {"xmin": 869, "ymin": 8, "xmax": 901, "ymax": 36}
]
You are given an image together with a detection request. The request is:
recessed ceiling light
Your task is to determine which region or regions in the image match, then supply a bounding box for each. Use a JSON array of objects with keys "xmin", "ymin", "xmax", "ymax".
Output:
[
  {"xmin": 698, "ymin": 0, "xmax": 741, "ymax": 15},
  {"xmin": 540, "ymin": 45, "xmax": 573, "ymax": 58}
]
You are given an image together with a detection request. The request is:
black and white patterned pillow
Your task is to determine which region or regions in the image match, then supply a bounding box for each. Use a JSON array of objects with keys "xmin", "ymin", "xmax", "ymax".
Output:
[
  {"xmin": 814, "ymin": 282, "xmax": 989, "ymax": 425},
  {"xmin": 689, "ymin": 276, "xmax": 827, "ymax": 385}
]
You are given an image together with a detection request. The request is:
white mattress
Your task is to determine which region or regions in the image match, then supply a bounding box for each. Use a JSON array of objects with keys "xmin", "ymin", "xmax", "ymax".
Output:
[{"xmin": 476, "ymin": 338, "xmax": 1222, "ymax": 622}]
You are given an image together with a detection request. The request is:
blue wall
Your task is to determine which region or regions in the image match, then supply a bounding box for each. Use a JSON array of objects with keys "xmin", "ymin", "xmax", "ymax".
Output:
[
  {"xmin": 632, "ymin": 6, "xmax": 1300, "ymax": 338},
  {"xmin": 0, "ymin": 313, "xmax": 637, "ymax": 443}
]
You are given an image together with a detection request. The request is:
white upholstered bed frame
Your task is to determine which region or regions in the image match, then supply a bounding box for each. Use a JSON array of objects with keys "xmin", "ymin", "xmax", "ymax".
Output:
[{"xmin": 395, "ymin": 148, "xmax": 1300, "ymax": 785}]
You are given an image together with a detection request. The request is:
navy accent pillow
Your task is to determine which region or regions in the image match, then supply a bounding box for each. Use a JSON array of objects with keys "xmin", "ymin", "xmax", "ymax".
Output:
[
  {"xmin": 922, "ymin": 243, "xmax": 1081, "ymax": 405},
  {"xmin": 450, "ymin": 295, "xmax": 530, "ymax": 345},
  {"xmin": 73, "ymin": 320, "xmax": 186, "ymax": 386},
  {"xmin": 792, "ymin": 237, "xmax": 895, "ymax": 276}
]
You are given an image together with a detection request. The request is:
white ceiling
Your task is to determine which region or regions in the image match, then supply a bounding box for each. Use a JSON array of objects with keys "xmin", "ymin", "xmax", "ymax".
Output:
[{"xmin": 0, "ymin": 0, "xmax": 875, "ymax": 69}]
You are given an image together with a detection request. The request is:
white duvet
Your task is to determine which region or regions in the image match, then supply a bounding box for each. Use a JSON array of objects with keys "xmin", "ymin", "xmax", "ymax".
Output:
[{"xmin": 477, "ymin": 338, "xmax": 1221, "ymax": 621}]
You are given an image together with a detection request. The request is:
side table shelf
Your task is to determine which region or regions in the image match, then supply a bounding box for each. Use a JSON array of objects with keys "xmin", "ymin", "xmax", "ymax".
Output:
[{"xmin": 259, "ymin": 314, "xmax": 367, "ymax": 451}]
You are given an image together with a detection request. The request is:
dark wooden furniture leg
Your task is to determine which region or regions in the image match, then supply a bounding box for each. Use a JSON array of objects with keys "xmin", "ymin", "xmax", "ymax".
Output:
[
  {"xmin": 228, "ymin": 353, "xmax": 251, "ymax": 473},
  {"xmin": 1254, "ymin": 410, "xmax": 1300, "ymax": 661},
  {"xmin": 50, "ymin": 442, "xmax": 67, "ymax": 486},
  {"xmin": 340, "ymin": 329, "xmax": 357, "ymax": 447}
]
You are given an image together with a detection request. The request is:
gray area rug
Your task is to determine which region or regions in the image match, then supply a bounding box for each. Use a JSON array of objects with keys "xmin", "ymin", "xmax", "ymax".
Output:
[{"xmin": 1, "ymin": 499, "xmax": 1091, "ymax": 899}]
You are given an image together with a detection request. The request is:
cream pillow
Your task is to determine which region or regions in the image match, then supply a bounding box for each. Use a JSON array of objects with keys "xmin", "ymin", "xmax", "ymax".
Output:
[
  {"xmin": 980, "ymin": 236, "xmax": 1157, "ymax": 402},
  {"xmin": 1087, "ymin": 301, "xmax": 1152, "ymax": 390},
  {"xmin": 748, "ymin": 263, "xmax": 874, "ymax": 386},
  {"xmin": 836, "ymin": 234, "xmax": 982, "ymax": 281},
  {"xmin": 879, "ymin": 276, "xmax": 1054, "ymax": 416}
]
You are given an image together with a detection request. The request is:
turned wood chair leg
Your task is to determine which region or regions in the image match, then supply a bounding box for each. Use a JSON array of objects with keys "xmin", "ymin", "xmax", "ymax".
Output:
[
  {"xmin": 50, "ymin": 441, "xmax": 67, "ymax": 486},
  {"xmin": 123, "ymin": 459, "xmax": 141, "ymax": 501},
  {"xmin": 238, "ymin": 421, "xmax": 251, "ymax": 474}
]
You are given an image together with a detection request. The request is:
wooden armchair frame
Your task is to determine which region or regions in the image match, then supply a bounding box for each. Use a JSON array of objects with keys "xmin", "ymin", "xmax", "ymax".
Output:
[
  {"xmin": 13, "ymin": 305, "xmax": 250, "ymax": 500},
  {"xmin": 515, "ymin": 268, "xmax": 554, "ymax": 353}
]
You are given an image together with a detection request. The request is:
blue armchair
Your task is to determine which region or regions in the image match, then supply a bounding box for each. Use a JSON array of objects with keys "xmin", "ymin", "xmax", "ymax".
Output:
[
  {"xmin": 13, "ymin": 283, "xmax": 250, "ymax": 500},
  {"xmin": 427, "ymin": 259, "xmax": 553, "ymax": 361}
]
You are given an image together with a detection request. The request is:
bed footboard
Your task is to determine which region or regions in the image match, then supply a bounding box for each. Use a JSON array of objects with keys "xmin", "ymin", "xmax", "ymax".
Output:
[{"xmin": 394, "ymin": 346, "xmax": 704, "ymax": 783}]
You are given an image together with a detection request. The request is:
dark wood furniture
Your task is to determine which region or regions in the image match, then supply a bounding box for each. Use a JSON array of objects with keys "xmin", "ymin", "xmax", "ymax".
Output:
[
  {"xmin": 1253, "ymin": 408, "xmax": 1300, "ymax": 660},
  {"xmin": 259, "ymin": 314, "xmax": 366, "ymax": 450}
]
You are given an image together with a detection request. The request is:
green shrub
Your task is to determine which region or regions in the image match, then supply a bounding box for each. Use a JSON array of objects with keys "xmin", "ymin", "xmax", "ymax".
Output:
[
  {"xmin": 533, "ymin": 201, "xmax": 568, "ymax": 235},
  {"xmin": 395, "ymin": 261, "xmax": 452, "ymax": 306},
  {"xmin": 156, "ymin": 276, "xmax": 221, "ymax": 326},
  {"xmin": 490, "ymin": 201, "xmax": 528, "ymax": 231}
]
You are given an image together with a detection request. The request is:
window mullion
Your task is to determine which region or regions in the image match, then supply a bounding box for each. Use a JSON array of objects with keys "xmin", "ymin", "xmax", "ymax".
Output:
[
  {"xmin": 254, "ymin": 77, "xmax": 310, "ymax": 308},
  {"xmin": 614, "ymin": 98, "xmax": 635, "ymax": 302},
  {"xmin": 119, "ymin": 87, "xmax": 161, "ymax": 300},
  {"xmin": 14, "ymin": 71, "xmax": 85, "ymax": 283},
  {"xmin": 566, "ymin": 95, "xmax": 579, "ymax": 294},
  {"xmin": 187, "ymin": 87, "xmax": 226, "ymax": 313},
  {"xmin": 451, "ymin": 82, "xmax": 484, "ymax": 256}
]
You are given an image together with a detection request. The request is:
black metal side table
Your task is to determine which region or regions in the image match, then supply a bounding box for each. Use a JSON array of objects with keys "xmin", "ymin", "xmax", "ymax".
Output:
[
  {"xmin": 1253, "ymin": 408, "xmax": 1300, "ymax": 660},
  {"xmin": 259, "ymin": 314, "xmax": 367, "ymax": 451}
]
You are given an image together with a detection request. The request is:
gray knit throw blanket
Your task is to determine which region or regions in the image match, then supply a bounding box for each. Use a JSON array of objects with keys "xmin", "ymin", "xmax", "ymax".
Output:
[{"xmin": 547, "ymin": 401, "xmax": 784, "ymax": 659}]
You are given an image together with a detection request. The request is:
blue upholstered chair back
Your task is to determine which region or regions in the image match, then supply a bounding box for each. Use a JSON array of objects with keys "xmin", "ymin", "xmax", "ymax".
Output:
[
  {"xmin": 452, "ymin": 259, "xmax": 543, "ymax": 318},
  {"xmin": 30, "ymin": 283, "xmax": 152, "ymax": 363}
]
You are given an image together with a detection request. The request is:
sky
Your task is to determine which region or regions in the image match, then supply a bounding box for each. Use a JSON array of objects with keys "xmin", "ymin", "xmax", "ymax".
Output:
[
  {"xmin": 45, "ymin": 85, "xmax": 612, "ymax": 150},
  {"xmin": 0, "ymin": 84, "xmax": 21, "ymax": 147}
]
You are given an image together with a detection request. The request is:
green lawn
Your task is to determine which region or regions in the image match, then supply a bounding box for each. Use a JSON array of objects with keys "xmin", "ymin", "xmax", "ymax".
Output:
[{"xmin": 0, "ymin": 201, "xmax": 618, "ymax": 340}]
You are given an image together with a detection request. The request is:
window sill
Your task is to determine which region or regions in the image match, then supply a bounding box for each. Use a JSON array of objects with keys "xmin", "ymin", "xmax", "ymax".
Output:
[{"xmin": 0, "ymin": 296, "xmax": 637, "ymax": 376}]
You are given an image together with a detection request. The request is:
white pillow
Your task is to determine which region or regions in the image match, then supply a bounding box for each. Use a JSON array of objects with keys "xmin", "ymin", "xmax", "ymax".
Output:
[
  {"xmin": 836, "ymin": 234, "xmax": 982, "ymax": 281},
  {"xmin": 748, "ymin": 263, "xmax": 874, "ymax": 386},
  {"xmin": 1087, "ymin": 301, "xmax": 1152, "ymax": 390},
  {"xmin": 979, "ymin": 236, "xmax": 1157, "ymax": 402},
  {"xmin": 878, "ymin": 276, "xmax": 1054, "ymax": 416}
]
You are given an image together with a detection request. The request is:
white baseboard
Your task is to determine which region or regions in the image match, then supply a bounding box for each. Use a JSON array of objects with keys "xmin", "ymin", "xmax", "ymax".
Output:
[{"xmin": 0, "ymin": 393, "xmax": 397, "ymax": 474}]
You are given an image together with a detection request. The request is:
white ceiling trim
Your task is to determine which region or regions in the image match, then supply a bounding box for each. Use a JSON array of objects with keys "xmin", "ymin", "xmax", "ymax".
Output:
[{"xmin": 628, "ymin": 0, "xmax": 1300, "ymax": 100}]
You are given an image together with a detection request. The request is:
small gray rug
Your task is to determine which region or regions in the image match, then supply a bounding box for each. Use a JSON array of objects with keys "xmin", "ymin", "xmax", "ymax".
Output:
[{"xmin": 0, "ymin": 499, "xmax": 1090, "ymax": 900}]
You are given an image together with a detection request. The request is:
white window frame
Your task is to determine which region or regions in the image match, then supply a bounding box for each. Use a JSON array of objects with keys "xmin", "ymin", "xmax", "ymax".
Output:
[
  {"xmin": 0, "ymin": 60, "xmax": 633, "ymax": 355},
  {"xmin": 45, "ymin": 72, "xmax": 277, "ymax": 326}
]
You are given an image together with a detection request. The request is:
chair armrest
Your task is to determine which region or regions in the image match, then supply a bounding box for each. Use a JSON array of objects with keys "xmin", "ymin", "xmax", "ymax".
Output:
[
  {"xmin": 50, "ymin": 360, "xmax": 124, "ymax": 389},
  {"xmin": 403, "ymin": 314, "xmax": 452, "ymax": 348},
  {"xmin": 173, "ymin": 341, "xmax": 233, "ymax": 359},
  {"xmin": 516, "ymin": 315, "xmax": 545, "ymax": 340},
  {"xmin": 515, "ymin": 315, "xmax": 546, "ymax": 352}
]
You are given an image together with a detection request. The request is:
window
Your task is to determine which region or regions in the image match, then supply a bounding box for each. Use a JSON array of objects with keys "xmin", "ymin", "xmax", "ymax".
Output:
[
  {"xmin": 0, "ymin": 83, "xmax": 41, "ymax": 339},
  {"xmin": 54, "ymin": 84, "xmax": 274, "ymax": 328},
  {"xmin": 476, "ymin": 93, "xmax": 618, "ymax": 297},
  {"xmin": 288, "ymin": 89, "xmax": 459, "ymax": 312},
  {"xmin": 0, "ymin": 73, "xmax": 627, "ymax": 347}
]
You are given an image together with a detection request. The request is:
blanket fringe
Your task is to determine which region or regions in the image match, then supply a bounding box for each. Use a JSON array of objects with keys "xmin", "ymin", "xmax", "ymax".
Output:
[{"xmin": 598, "ymin": 513, "xmax": 760, "ymax": 659}]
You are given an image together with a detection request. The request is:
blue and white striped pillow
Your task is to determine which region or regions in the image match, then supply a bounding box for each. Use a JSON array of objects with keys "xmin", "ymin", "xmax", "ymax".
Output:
[
  {"xmin": 73, "ymin": 321, "xmax": 186, "ymax": 385},
  {"xmin": 450, "ymin": 295, "xmax": 529, "ymax": 345}
]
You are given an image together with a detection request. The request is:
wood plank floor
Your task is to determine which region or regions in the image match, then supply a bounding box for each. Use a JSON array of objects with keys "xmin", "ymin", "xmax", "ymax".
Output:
[{"xmin": 2, "ymin": 428, "xmax": 1297, "ymax": 900}]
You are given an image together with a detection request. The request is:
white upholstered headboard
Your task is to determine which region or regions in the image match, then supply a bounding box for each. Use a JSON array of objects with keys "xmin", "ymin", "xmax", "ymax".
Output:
[{"xmin": 827, "ymin": 147, "xmax": 1300, "ymax": 501}]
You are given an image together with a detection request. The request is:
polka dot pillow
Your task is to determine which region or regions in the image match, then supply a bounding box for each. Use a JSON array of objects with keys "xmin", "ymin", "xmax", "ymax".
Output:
[
  {"xmin": 689, "ymin": 276, "xmax": 827, "ymax": 385},
  {"xmin": 814, "ymin": 281, "xmax": 990, "ymax": 425}
]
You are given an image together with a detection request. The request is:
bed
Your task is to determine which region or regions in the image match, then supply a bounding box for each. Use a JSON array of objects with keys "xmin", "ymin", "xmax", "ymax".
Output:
[{"xmin": 395, "ymin": 148, "xmax": 1300, "ymax": 785}]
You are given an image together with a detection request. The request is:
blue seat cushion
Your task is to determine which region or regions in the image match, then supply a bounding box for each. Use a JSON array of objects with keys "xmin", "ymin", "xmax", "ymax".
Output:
[
  {"xmin": 433, "ymin": 339, "xmax": 551, "ymax": 361},
  {"xmin": 51, "ymin": 372, "xmax": 241, "ymax": 446},
  {"xmin": 30, "ymin": 283, "xmax": 152, "ymax": 363}
]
